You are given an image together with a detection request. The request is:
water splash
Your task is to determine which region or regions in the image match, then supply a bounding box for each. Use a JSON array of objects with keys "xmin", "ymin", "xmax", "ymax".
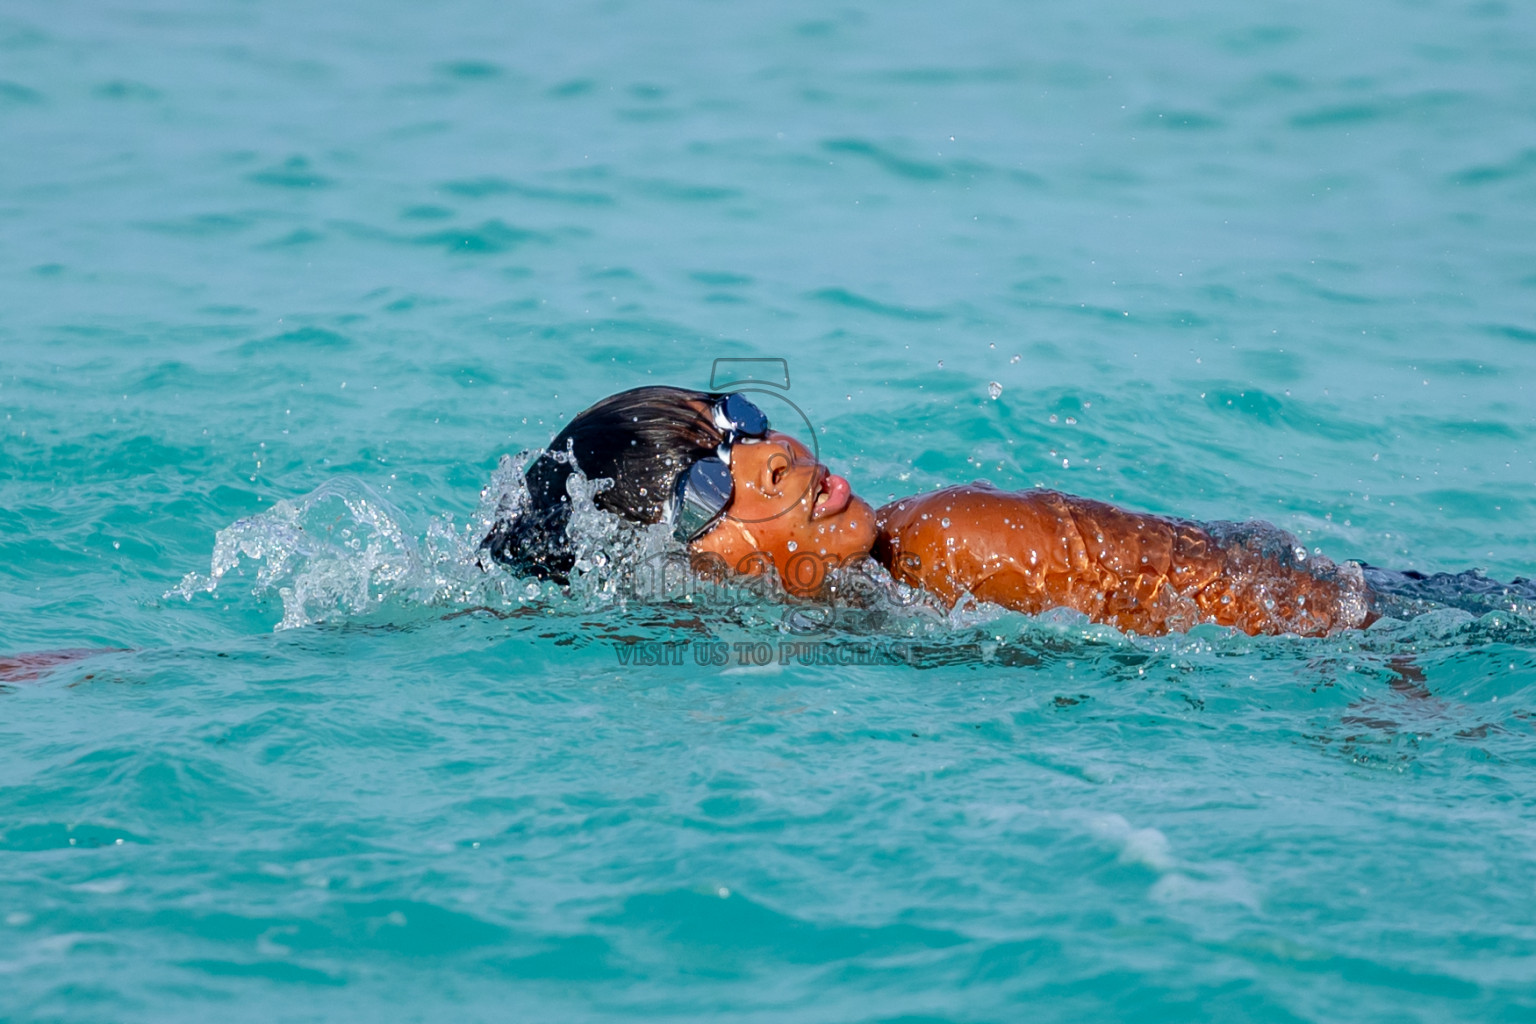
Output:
[
  {"xmin": 1204, "ymin": 519, "xmax": 1373, "ymax": 634},
  {"xmin": 169, "ymin": 451, "xmax": 814, "ymax": 630},
  {"xmin": 170, "ymin": 475, "xmax": 502, "ymax": 630},
  {"xmin": 170, "ymin": 451, "xmax": 587, "ymax": 628}
]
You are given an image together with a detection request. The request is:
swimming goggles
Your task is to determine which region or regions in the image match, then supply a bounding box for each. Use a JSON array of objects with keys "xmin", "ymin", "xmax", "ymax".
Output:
[{"xmin": 669, "ymin": 392, "xmax": 770, "ymax": 542}]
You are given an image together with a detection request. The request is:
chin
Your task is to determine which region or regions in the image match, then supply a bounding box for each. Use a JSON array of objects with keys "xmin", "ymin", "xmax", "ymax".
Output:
[{"xmin": 817, "ymin": 496, "xmax": 877, "ymax": 557}]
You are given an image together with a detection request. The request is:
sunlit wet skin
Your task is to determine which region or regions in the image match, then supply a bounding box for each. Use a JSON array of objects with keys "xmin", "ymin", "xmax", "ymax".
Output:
[
  {"xmin": 873, "ymin": 485, "xmax": 1376, "ymax": 637},
  {"xmin": 690, "ymin": 432, "xmax": 877, "ymax": 597},
  {"xmin": 688, "ymin": 433, "xmax": 1375, "ymax": 636}
]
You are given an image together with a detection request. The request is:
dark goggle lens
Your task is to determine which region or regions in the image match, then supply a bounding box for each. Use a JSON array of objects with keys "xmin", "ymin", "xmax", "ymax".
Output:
[
  {"xmin": 718, "ymin": 392, "xmax": 768, "ymax": 439},
  {"xmin": 672, "ymin": 457, "xmax": 734, "ymax": 542},
  {"xmin": 671, "ymin": 394, "xmax": 770, "ymax": 543}
]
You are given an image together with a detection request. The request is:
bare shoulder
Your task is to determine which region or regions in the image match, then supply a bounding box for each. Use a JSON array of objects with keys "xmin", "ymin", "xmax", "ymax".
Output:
[{"xmin": 876, "ymin": 484, "xmax": 1059, "ymax": 533}]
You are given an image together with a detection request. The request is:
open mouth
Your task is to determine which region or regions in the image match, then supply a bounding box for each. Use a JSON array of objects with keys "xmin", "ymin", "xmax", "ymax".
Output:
[{"xmin": 810, "ymin": 469, "xmax": 852, "ymax": 520}]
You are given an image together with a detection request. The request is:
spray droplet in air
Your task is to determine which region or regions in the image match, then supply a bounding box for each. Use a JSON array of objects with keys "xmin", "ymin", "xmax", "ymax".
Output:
[{"xmin": 987, "ymin": 381, "xmax": 1003, "ymax": 400}]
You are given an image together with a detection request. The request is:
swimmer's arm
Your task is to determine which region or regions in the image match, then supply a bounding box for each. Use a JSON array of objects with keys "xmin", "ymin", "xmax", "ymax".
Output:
[{"xmin": 875, "ymin": 486, "xmax": 1218, "ymax": 631}]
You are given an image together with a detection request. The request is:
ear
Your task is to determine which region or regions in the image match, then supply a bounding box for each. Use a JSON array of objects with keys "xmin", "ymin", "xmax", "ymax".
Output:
[{"xmin": 757, "ymin": 446, "xmax": 793, "ymax": 496}]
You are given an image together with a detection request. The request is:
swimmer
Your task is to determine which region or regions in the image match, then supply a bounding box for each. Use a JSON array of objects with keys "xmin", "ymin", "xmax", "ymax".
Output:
[{"xmin": 483, "ymin": 386, "xmax": 1536, "ymax": 637}]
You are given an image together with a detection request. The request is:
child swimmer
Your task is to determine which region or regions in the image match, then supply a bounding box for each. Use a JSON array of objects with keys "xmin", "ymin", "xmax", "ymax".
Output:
[{"xmin": 483, "ymin": 386, "xmax": 1534, "ymax": 637}]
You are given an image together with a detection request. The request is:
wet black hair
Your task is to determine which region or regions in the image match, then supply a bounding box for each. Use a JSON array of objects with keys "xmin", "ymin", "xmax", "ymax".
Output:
[{"xmin": 482, "ymin": 385, "xmax": 728, "ymax": 582}]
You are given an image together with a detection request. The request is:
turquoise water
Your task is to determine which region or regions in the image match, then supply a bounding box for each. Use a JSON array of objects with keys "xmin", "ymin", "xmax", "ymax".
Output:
[{"xmin": 5, "ymin": 0, "xmax": 1536, "ymax": 1019}]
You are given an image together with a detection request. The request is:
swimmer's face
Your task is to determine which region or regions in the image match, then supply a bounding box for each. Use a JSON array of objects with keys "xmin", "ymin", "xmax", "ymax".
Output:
[{"xmin": 690, "ymin": 431, "xmax": 876, "ymax": 596}]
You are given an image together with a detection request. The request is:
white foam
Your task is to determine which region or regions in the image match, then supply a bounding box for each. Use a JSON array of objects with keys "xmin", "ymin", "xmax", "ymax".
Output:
[{"xmin": 1085, "ymin": 812, "xmax": 1176, "ymax": 872}]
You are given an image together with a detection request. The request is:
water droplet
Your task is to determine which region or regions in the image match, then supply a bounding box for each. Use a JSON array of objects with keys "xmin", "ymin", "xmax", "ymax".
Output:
[
  {"xmin": 987, "ymin": 381, "xmax": 1003, "ymax": 400},
  {"xmin": 941, "ymin": 518, "xmax": 951, "ymax": 528},
  {"xmin": 786, "ymin": 540, "xmax": 797, "ymax": 552},
  {"xmin": 937, "ymin": 360, "xmax": 944, "ymax": 369}
]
